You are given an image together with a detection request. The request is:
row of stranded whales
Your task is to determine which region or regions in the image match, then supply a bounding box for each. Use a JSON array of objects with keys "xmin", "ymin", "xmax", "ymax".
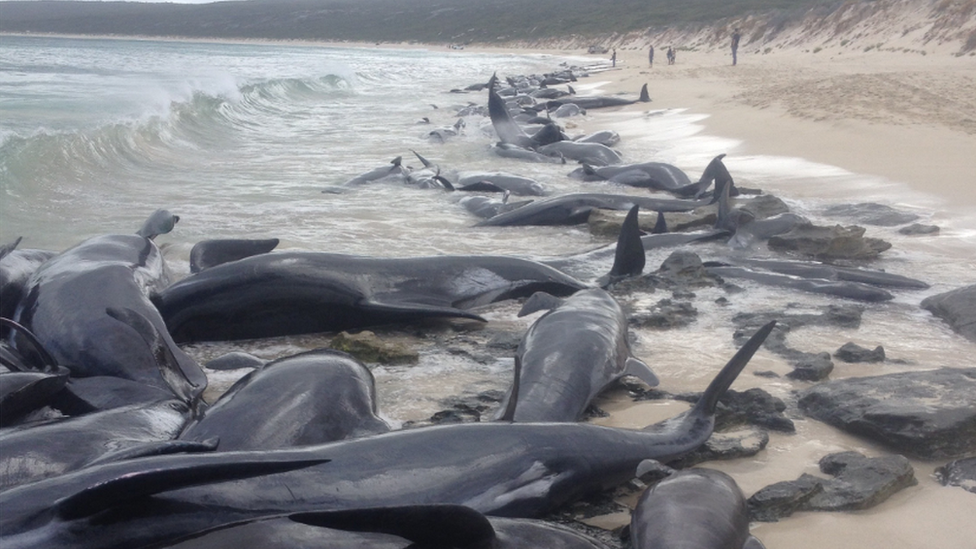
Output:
[
  {"xmin": 0, "ymin": 320, "xmax": 775, "ymax": 549},
  {"xmin": 0, "ymin": 65, "xmax": 933, "ymax": 547}
]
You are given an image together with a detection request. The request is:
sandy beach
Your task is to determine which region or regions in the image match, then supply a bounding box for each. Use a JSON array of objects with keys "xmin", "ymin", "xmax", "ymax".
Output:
[{"xmin": 485, "ymin": 43, "xmax": 976, "ymax": 214}]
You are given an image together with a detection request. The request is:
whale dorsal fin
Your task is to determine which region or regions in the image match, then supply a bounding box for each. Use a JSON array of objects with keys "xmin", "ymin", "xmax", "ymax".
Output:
[
  {"xmin": 290, "ymin": 504, "xmax": 496, "ymax": 547},
  {"xmin": 652, "ymin": 211, "xmax": 668, "ymax": 234},
  {"xmin": 639, "ymin": 83, "xmax": 650, "ymax": 102},
  {"xmin": 600, "ymin": 205, "xmax": 645, "ymax": 288},
  {"xmin": 0, "ymin": 236, "xmax": 22, "ymax": 260}
]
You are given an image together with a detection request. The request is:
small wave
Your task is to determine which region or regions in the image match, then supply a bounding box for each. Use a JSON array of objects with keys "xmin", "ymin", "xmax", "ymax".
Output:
[{"xmin": 0, "ymin": 73, "xmax": 355, "ymax": 193}]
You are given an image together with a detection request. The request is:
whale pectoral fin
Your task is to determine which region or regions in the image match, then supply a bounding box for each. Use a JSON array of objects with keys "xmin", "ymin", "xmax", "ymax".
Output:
[
  {"xmin": 291, "ymin": 504, "xmax": 496, "ymax": 547},
  {"xmin": 56, "ymin": 456, "xmax": 329, "ymax": 520},
  {"xmin": 105, "ymin": 307, "xmax": 200, "ymax": 405},
  {"xmin": 743, "ymin": 535, "xmax": 768, "ymax": 549},
  {"xmin": 517, "ymin": 291, "xmax": 562, "ymax": 317},
  {"xmin": 85, "ymin": 438, "xmax": 219, "ymax": 468},
  {"xmin": 624, "ymin": 356, "xmax": 659, "ymax": 387},
  {"xmin": 364, "ymin": 296, "xmax": 486, "ymax": 323}
]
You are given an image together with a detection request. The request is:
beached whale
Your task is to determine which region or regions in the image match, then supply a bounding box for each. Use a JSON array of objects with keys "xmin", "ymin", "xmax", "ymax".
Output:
[
  {"xmin": 0, "ymin": 321, "xmax": 774, "ymax": 549},
  {"xmin": 630, "ymin": 468, "xmax": 766, "ymax": 549},
  {"xmin": 166, "ymin": 505, "xmax": 610, "ymax": 549},
  {"xmin": 495, "ymin": 287, "xmax": 658, "ymax": 422},
  {"xmin": 179, "ymin": 349, "xmax": 390, "ymax": 450},
  {"xmin": 189, "ymin": 238, "xmax": 280, "ymax": 273},
  {"xmin": 8, "ymin": 231, "xmax": 207, "ymax": 401},
  {"xmin": 154, "ymin": 252, "xmax": 588, "ymax": 342},
  {"xmin": 475, "ymin": 193, "xmax": 708, "ymax": 227}
]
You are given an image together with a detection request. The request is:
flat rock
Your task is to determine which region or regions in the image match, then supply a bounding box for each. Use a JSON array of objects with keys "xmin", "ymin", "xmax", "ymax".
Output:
[
  {"xmin": 898, "ymin": 223, "xmax": 940, "ymax": 235},
  {"xmin": 805, "ymin": 451, "xmax": 916, "ymax": 511},
  {"xmin": 834, "ymin": 342, "xmax": 885, "ymax": 363},
  {"xmin": 921, "ymin": 283, "xmax": 976, "ymax": 343},
  {"xmin": 668, "ymin": 425, "xmax": 770, "ymax": 468},
  {"xmin": 768, "ymin": 224, "xmax": 891, "ymax": 261},
  {"xmin": 823, "ymin": 203, "xmax": 920, "ymax": 226},
  {"xmin": 748, "ymin": 473, "xmax": 824, "ymax": 522},
  {"xmin": 329, "ymin": 331, "xmax": 420, "ymax": 365},
  {"xmin": 738, "ymin": 193, "xmax": 790, "ymax": 220},
  {"xmin": 748, "ymin": 451, "xmax": 916, "ymax": 520},
  {"xmin": 677, "ymin": 387, "xmax": 795, "ymax": 433},
  {"xmin": 798, "ymin": 368, "xmax": 976, "ymax": 459},
  {"xmin": 629, "ymin": 298, "xmax": 698, "ymax": 329},
  {"xmin": 786, "ymin": 352, "xmax": 835, "ymax": 381}
]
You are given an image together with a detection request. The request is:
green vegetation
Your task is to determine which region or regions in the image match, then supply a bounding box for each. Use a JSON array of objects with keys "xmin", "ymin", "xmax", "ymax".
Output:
[{"xmin": 0, "ymin": 0, "xmax": 836, "ymax": 44}]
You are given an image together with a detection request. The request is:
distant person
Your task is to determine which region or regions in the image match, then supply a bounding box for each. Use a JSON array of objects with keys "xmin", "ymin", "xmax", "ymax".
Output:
[
  {"xmin": 611, "ymin": 48, "xmax": 617, "ymax": 67},
  {"xmin": 648, "ymin": 45, "xmax": 654, "ymax": 66},
  {"xmin": 667, "ymin": 46, "xmax": 675, "ymax": 65},
  {"xmin": 731, "ymin": 28, "xmax": 741, "ymax": 66}
]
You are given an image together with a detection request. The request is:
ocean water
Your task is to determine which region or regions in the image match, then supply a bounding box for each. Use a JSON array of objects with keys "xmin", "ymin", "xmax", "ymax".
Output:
[{"xmin": 2, "ymin": 35, "xmax": 975, "ymax": 548}]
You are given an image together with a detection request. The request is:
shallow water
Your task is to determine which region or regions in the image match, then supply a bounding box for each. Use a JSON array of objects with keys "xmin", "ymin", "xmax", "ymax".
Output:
[{"xmin": 2, "ymin": 36, "xmax": 975, "ymax": 548}]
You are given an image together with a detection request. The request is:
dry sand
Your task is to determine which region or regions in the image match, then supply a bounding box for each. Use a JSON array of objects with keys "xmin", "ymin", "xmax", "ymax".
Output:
[{"xmin": 477, "ymin": 43, "xmax": 976, "ymax": 215}]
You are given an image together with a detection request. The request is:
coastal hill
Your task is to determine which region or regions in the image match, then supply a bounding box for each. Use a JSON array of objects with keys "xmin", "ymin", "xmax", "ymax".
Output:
[{"xmin": 2, "ymin": 0, "xmax": 974, "ymax": 54}]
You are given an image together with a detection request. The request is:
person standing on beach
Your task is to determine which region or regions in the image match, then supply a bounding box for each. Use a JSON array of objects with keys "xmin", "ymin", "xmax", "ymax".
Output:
[
  {"xmin": 666, "ymin": 46, "xmax": 675, "ymax": 65},
  {"xmin": 611, "ymin": 48, "xmax": 617, "ymax": 67},
  {"xmin": 731, "ymin": 28, "xmax": 741, "ymax": 65},
  {"xmin": 648, "ymin": 45, "xmax": 654, "ymax": 66}
]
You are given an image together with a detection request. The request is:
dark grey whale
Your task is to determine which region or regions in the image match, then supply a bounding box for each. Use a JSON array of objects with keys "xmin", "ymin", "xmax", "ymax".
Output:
[
  {"xmin": 630, "ymin": 468, "xmax": 766, "ymax": 549},
  {"xmin": 0, "ymin": 398, "xmax": 193, "ymax": 491},
  {"xmin": 0, "ymin": 322, "xmax": 774, "ymax": 549},
  {"xmin": 179, "ymin": 349, "xmax": 390, "ymax": 450},
  {"xmin": 8, "ymin": 233, "xmax": 207, "ymax": 400},
  {"xmin": 704, "ymin": 265, "xmax": 894, "ymax": 302},
  {"xmin": 475, "ymin": 193, "xmax": 707, "ymax": 227},
  {"xmin": 155, "ymin": 252, "xmax": 588, "ymax": 342},
  {"xmin": 189, "ymin": 238, "xmax": 280, "ymax": 273},
  {"xmin": 495, "ymin": 288, "xmax": 658, "ymax": 422},
  {"xmin": 165, "ymin": 505, "xmax": 609, "ymax": 549}
]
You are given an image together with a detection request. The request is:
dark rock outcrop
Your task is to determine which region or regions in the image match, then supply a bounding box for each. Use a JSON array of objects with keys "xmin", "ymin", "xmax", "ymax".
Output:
[
  {"xmin": 768, "ymin": 224, "xmax": 892, "ymax": 261},
  {"xmin": 798, "ymin": 368, "xmax": 976, "ymax": 459},
  {"xmin": 748, "ymin": 451, "xmax": 916, "ymax": 521},
  {"xmin": 898, "ymin": 223, "xmax": 940, "ymax": 235},
  {"xmin": 921, "ymin": 284, "xmax": 976, "ymax": 343},
  {"xmin": 834, "ymin": 342, "xmax": 885, "ymax": 363}
]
